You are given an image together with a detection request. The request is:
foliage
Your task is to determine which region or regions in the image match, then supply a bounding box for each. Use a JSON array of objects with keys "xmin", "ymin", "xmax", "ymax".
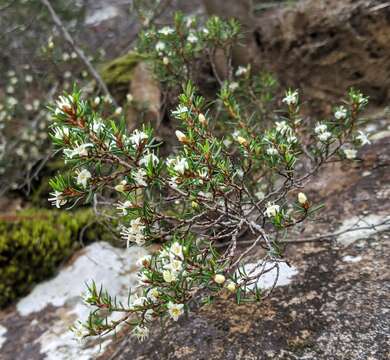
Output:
[
  {"xmin": 0, "ymin": 208, "xmax": 103, "ymax": 308},
  {"xmin": 48, "ymin": 14, "xmax": 370, "ymax": 341}
]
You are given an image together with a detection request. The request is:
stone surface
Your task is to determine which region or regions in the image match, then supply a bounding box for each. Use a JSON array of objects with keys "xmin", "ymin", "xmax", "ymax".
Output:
[
  {"xmin": 0, "ymin": 242, "xmax": 147, "ymax": 360},
  {"xmin": 252, "ymin": 0, "xmax": 390, "ymax": 112}
]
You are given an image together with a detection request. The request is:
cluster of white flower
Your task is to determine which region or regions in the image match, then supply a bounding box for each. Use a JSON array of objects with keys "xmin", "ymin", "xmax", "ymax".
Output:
[
  {"xmin": 48, "ymin": 190, "xmax": 67, "ymax": 208},
  {"xmin": 63, "ymin": 142, "xmax": 93, "ymax": 159},
  {"xmin": 76, "ymin": 169, "xmax": 92, "ymax": 188},
  {"xmin": 166, "ymin": 156, "xmax": 189, "ymax": 175},
  {"xmin": 265, "ymin": 202, "xmax": 280, "ymax": 218},
  {"xmin": 334, "ymin": 106, "xmax": 347, "ymax": 120},
  {"xmin": 282, "ymin": 90, "xmax": 298, "ymax": 106},
  {"xmin": 314, "ymin": 123, "xmax": 332, "ymax": 142},
  {"xmin": 120, "ymin": 218, "xmax": 146, "ymax": 246},
  {"xmin": 129, "ymin": 129, "xmax": 148, "ymax": 147}
]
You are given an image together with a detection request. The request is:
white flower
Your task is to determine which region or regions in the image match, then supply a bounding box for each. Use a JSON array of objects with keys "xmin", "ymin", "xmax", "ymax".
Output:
[
  {"xmin": 55, "ymin": 95, "xmax": 73, "ymax": 115},
  {"xmin": 133, "ymin": 168, "xmax": 148, "ymax": 187},
  {"xmin": 52, "ymin": 127, "xmax": 69, "ymax": 140},
  {"xmin": 126, "ymin": 93, "xmax": 133, "ymax": 102},
  {"xmin": 165, "ymin": 259, "xmax": 183, "ymax": 273},
  {"xmin": 10, "ymin": 77, "xmax": 18, "ymax": 85},
  {"xmin": 334, "ymin": 106, "xmax": 347, "ymax": 120},
  {"xmin": 265, "ymin": 202, "xmax": 280, "ymax": 218},
  {"xmin": 187, "ymin": 32, "xmax": 198, "ymax": 43},
  {"xmin": 155, "ymin": 41, "xmax": 166, "ymax": 52},
  {"xmin": 314, "ymin": 123, "xmax": 328, "ymax": 134},
  {"xmin": 130, "ymin": 295, "xmax": 147, "ymax": 308},
  {"xmin": 282, "ymin": 90, "xmax": 298, "ymax": 106},
  {"xmin": 168, "ymin": 176, "xmax": 180, "ymax": 190},
  {"xmin": 48, "ymin": 191, "xmax": 67, "ymax": 208},
  {"xmin": 132, "ymin": 325, "xmax": 149, "ymax": 341},
  {"xmin": 344, "ymin": 148, "xmax": 357, "ymax": 159},
  {"xmin": 93, "ymin": 97, "xmax": 101, "ymax": 106},
  {"xmin": 287, "ymin": 135, "xmax": 297, "ymax": 143},
  {"xmin": 214, "ymin": 274, "xmax": 226, "ymax": 284},
  {"xmin": 144, "ymin": 309, "xmax": 154, "ymax": 321},
  {"xmin": 159, "ymin": 26, "xmax": 174, "ymax": 35},
  {"xmin": 275, "ymin": 121, "xmax": 292, "ymax": 135},
  {"xmin": 62, "ymin": 52, "xmax": 70, "ymax": 61},
  {"xmin": 76, "ymin": 169, "xmax": 91, "ymax": 188},
  {"xmin": 266, "ymin": 146, "xmax": 278, "ymax": 156},
  {"xmin": 235, "ymin": 66, "xmax": 248, "ymax": 77},
  {"xmin": 25, "ymin": 74, "xmax": 33, "ymax": 83},
  {"xmin": 139, "ymin": 152, "xmax": 159, "ymax": 167},
  {"xmin": 63, "ymin": 143, "xmax": 93, "ymax": 159},
  {"xmin": 170, "ymin": 242, "xmax": 183, "ymax": 259},
  {"xmin": 356, "ymin": 131, "xmax": 370, "ymax": 146},
  {"xmin": 116, "ymin": 200, "xmax": 133, "ymax": 215},
  {"xmin": 318, "ymin": 131, "xmax": 332, "ymax": 142},
  {"xmin": 130, "ymin": 129, "xmax": 148, "ymax": 147},
  {"xmin": 173, "ymin": 157, "xmax": 189, "ymax": 175},
  {"xmin": 120, "ymin": 218, "xmax": 146, "ymax": 247},
  {"xmin": 172, "ymin": 105, "xmax": 188, "ymax": 117},
  {"xmin": 167, "ymin": 302, "xmax": 184, "ymax": 321},
  {"xmin": 163, "ymin": 57, "xmax": 169, "ymax": 65},
  {"xmin": 114, "ymin": 107, "xmax": 123, "ymax": 115},
  {"xmin": 6, "ymin": 85, "xmax": 14, "ymax": 94},
  {"xmin": 91, "ymin": 119, "xmax": 105, "ymax": 134},
  {"xmin": 229, "ymin": 82, "xmax": 239, "ymax": 91},
  {"xmin": 147, "ymin": 287, "xmax": 160, "ymax": 302},
  {"xmin": 298, "ymin": 192, "xmax": 307, "ymax": 205},
  {"xmin": 162, "ymin": 270, "xmax": 176, "ymax": 283}
]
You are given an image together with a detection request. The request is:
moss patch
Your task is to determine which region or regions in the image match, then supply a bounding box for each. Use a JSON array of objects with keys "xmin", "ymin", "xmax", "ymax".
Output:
[
  {"xmin": 0, "ymin": 209, "xmax": 105, "ymax": 308},
  {"xmin": 100, "ymin": 52, "xmax": 146, "ymax": 94}
]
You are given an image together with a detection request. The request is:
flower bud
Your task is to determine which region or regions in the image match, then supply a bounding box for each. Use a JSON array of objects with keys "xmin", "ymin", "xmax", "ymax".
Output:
[
  {"xmin": 198, "ymin": 113, "xmax": 207, "ymax": 125},
  {"xmin": 226, "ymin": 281, "xmax": 236, "ymax": 292},
  {"xmin": 298, "ymin": 192, "xmax": 307, "ymax": 205},
  {"xmin": 175, "ymin": 130, "xmax": 188, "ymax": 143},
  {"xmin": 163, "ymin": 57, "xmax": 169, "ymax": 65},
  {"xmin": 214, "ymin": 274, "xmax": 226, "ymax": 284},
  {"xmin": 236, "ymin": 136, "xmax": 248, "ymax": 146},
  {"xmin": 94, "ymin": 97, "xmax": 101, "ymax": 106},
  {"xmin": 115, "ymin": 180, "xmax": 127, "ymax": 192}
]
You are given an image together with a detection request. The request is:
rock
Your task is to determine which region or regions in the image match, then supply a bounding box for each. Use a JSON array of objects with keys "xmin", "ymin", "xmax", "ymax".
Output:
[
  {"xmin": 252, "ymin": 0, "xmax": 390, "ymax": 111},
  {"xmin": 127, "ymin": 61, "xmax": 162, "ymax": 127},
  {"xmin": 0, "ymin": 242, "xmax": 147, "ymax": 360}
]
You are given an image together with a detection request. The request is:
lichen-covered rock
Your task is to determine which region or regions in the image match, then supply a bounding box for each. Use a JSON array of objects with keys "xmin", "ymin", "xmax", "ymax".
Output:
[{"xmin": 0, "ymin": 242, "xmax": 147, "ymax": 360}]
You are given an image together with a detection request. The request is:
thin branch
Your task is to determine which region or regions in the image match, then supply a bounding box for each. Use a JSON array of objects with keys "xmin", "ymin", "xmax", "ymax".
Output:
[{"xmin": 40, "ymin": 0, "xmax": 117, "ymax": 106}]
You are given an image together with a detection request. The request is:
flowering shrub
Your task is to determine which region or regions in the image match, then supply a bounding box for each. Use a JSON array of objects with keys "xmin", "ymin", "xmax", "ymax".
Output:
[{"xmin": 48, "ymin": 15, "xmax": 370, "ymax": 341}]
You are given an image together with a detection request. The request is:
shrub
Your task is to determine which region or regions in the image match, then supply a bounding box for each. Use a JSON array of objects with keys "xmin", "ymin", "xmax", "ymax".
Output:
[
  {"xmin": 0, "ymin": 209, "xmax": 101, "ymax": 308},
  {"xmin": 47, "ymin": 14, "xmax": 370, "ymax": 341}
]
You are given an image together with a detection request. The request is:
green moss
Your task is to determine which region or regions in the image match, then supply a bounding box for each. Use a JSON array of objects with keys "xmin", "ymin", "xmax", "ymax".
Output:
[
  {"xmin": 100, "ymin": 52, "xmax": 146, "ymax": 89},
  {"xmin": 0, "ymin": 208, "xmax": 106, "ymax": 308}
]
